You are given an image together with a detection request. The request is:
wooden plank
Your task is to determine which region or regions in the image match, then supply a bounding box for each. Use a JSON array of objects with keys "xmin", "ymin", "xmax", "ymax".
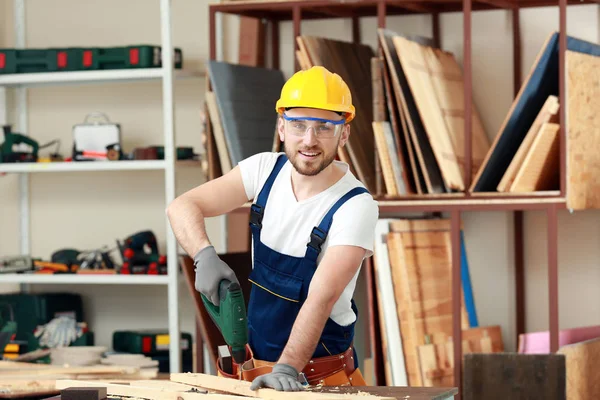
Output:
[
  {"xmin": 381, "ymin": 49, "xmax": 418, "ymax": 194},
  {"xmin": 377, "ymin": 28, "xmax": 445, "ymax": 194},
  {"xmin": 55, "ymin": 380, "xmax": 247, "ymax": 400},
  {"xmin": 424, "ymin": 46, "xmax": 490, "ymax": 181},
  {"xmin": 171, "ymin": 373, "xmax": 396, "ymax": 400},
  {"xmin": 206, "ymin": 91, "xmax": 233, "ymax": 174},
  {"xmin": 557, "ymin": 337, "xmax": 600, "ymax": 400},
  {"xmin": 373, "ymin": 121, "xmax": 399, "ymax": 195},
  {"xmin": 509, "ymin": 122, "xmax": 560, "ymax": 192},
  {"xmin": 462, "ymin": 353, "xmax": 566, "ymax": 400},
  {"xmin": 497, "ymin": 95, "xmax": 559, "ymax": 191},
  {"xmin": 393, "ymin": 36, "xmax": 464, "ymax": 191},
  {"xmin": 566, "ymin": 50, "xmax": 600, "ymax": 210}
]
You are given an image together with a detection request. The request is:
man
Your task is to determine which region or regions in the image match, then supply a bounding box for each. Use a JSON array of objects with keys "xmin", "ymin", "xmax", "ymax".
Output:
[{"xmin": 166, "ymin": 66, "xmax": 379, "ymax": 392}]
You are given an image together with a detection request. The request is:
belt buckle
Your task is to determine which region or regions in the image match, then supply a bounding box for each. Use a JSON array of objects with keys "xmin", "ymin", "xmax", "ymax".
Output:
[{"xmin": 298, "ymin": 372, "xmax": 309, "ymax": 386}]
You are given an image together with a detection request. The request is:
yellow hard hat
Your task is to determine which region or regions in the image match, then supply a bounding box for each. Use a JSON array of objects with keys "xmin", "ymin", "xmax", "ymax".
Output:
[{"xmin": 275, "ymin": 66, "xmax": 355, "ymax": 123}]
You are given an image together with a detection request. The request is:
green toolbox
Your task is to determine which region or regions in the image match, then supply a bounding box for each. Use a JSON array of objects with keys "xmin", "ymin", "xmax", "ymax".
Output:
[
  {"xmin": 112, "ymin": 329, "xmax": 193, "ymax": 372},
  {"xmin": 0, "ymin": 45, "xmax": 183, "ymax": 74},
  {"xmin": 0, "ymin": 48, "xmax": 84, "ymax": 74}
]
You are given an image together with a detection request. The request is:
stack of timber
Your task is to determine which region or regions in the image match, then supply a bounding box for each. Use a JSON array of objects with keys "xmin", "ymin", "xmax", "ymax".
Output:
[
  {"xmin": 371, "ymin": 218, "xmax": 504, "ymax": 387},
  {"xmin": 203, "ymin": 61, "xmax": 286, "ymax": 180},
  {"xmin": 0, "ymin": 360, "xmax": 154, "ymax": 399},
  {"xmin": 371, "ymin": 29, "xmax": 491, "ymax": 196},
  {"xmin": 470, "ymin": 31, "xmax": 600, "ymax": 207},
  {"xmin": 296, "ymin": 35, "xmax": 377, "ymax": 193}
]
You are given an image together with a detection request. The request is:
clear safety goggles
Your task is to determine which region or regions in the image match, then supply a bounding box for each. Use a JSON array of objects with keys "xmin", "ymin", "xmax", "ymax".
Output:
[{"xmin": 282, "ymin": 113, "xmax": 345, "ymax": 139}]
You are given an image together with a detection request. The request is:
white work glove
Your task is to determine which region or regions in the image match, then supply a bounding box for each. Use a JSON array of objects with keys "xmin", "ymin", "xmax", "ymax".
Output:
[{"xmin": 34, "ymin": 316, "xmax": 83, "ymax": 348}]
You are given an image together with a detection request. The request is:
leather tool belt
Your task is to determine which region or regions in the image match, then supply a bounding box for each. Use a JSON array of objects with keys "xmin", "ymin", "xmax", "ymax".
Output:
[{"xmin": 217, "ymin": 345, "xmax": 366, "ymax": 386}]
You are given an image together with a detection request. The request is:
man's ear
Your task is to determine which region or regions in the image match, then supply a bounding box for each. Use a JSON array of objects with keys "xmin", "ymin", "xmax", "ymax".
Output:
[
  {"xmin": 339, "ymin": 124, "xmax": 350, "ymax": 147},
  {"xmin": 278, "ymin": 117, "xmax": 285, "ymax": 142}
]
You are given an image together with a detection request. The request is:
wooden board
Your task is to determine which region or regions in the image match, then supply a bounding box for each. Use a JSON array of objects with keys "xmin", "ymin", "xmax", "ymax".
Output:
[
  {"xmin": 497, "ymin": 95, "xmax": 559, "ymax": 191},
  {"xmin": 393, "ymin": 36, "xmax": 464, "ymax": 191},
  {"xmin": 298, "ymin": 35, "xmax": 376, "ymax": 193},
  {"xmin": 206, "ymin": 91, "xmax": 233, "ymax": 174},
  {"xmin": 566, "ymin": 50, "xmax": 600, "ymax": 210},
  {"xmin": 462, "ymin": 353, "xmax": 566, "ymax": 400},
  {"xmin": 557, "ymin": 337, "xmax": 600, "ymax": 400},
  {"xmin": 509, "ymin": 122, "xmax": 560, "ymax": 192},
  {"xmin": 422, "ymin": 46, "xmax": 490, "ymax": 182},
  {"xmin": 377, "ymin": 28, "xmax": 445, "ymax": 194}
]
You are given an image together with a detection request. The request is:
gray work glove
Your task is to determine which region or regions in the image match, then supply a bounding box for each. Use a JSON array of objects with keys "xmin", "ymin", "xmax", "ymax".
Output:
[
  {"xmin": 193, "ymin": 245, "xmax": 239, "ymax": 306},
  {"xmin": 250, "ymin": 363, "xmax": 305, "ymax": 392}
]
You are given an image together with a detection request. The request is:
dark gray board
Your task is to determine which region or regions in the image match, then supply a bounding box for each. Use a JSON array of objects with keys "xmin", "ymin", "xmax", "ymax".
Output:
[{"xmin": 208, "ymin": 61, "xmax": 286, "ymax": 166}]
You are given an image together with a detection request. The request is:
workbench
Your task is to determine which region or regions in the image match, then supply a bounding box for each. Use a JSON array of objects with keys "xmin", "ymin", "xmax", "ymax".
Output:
[{"xmin": 307, "ymin": 386, "xmax": 458, "ymax": 400}]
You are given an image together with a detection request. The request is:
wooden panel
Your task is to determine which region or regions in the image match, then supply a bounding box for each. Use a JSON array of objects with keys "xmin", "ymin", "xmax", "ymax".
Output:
[
  {"xmin": 423, "ymin": 47, "xmax": 490, "ymax": 182},
  {"xmin": 377, "ymin": 28, "xmax": 445, "ymax": 194},
  {"xmin": 566, "ymin": 50, "xmax": 600, "ymax": 210},
  {"xmin": 497, "ymin": 95, "xmax": 559, "ymax": 191},
  {"xmin": 558, "ymin": 337, "xmax": 600, "ymax": 400},
  {"xmin": 206, "ymin": 91, "xmax": 233, "ymax": 174},
  {"xmin": 238, "ymin": 16, "xmax": 265, "ymax": 67},
  {"xmin": 393, "ymin": 36, "xmax": 464, "ymax": 191},
  {"xmin": 463, "ymin": 353, "xmax": 566, "ymax": 400},
  {"xmin": 509, "ymin": 122, "xmax": 560, "ymax": 192}
]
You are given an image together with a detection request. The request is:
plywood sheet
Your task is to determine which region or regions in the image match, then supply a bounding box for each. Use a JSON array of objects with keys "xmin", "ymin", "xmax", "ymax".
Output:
[
  {"xmin": 471, "ymin": 32, "xmax": 600, "ymax": 192},
  {"xmin": 393, "ymin": 36, "xmax": 464, "ymax": 191},
  {"xmin": 509, "ymin": 122, "xmax": 560, "ymax": 192},
  {"xmin": 566, "ymin": 50, "xmax": 600, "ymax": 210},
  {"xmin": 497, "ymin": 95, "xmax": 559, "ymax": 191}
]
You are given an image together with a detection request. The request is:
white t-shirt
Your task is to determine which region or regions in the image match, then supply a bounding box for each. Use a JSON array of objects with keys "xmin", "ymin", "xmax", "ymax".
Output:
[{"xmin": 238, "ymin": 152, "xmax": 379, "ymax": 326}]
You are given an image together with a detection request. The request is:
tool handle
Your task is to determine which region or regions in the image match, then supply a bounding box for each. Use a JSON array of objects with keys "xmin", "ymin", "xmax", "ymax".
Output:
[{"xmin": 201, "ymin": 279, "xmax": 232, "ymax": 319}]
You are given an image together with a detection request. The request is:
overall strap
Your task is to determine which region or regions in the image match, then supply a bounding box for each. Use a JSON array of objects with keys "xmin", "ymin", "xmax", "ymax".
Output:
[
  {"xmin": 249, "ymin": 153, "xmax": 288, "ymax": 232},
  {"xmin": 305, "ymin": 186, "xmax": 370, "ymax": 263}
]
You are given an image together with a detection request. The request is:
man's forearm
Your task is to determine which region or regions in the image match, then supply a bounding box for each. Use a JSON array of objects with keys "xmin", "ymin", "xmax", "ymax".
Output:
[
  {"xmin": 166, "ymin": 197, "xmax": 211, "ymax": 257},
  {"xmin": 277, "ymin": 294, "xmax": 334, "ymax": 372}
]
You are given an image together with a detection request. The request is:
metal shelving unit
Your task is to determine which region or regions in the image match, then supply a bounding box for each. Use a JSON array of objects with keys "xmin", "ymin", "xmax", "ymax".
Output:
[
  {"xmin": 208, "ymin": 0, "xmax": 597, "ymax": 396},
  {"xmin": 0, "ymin": 0, "xmax": 204, "ymax": 373}
]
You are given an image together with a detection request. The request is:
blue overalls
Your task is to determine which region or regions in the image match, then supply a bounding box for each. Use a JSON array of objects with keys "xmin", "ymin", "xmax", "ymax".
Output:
[{"xmin": 246, "ymin": 154, "xmax": 368, "ymax": 371}]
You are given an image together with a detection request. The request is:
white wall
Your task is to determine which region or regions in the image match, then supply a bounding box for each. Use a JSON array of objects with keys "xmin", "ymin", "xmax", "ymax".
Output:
[{"xmin": 1, "ymin": 0, "xmax": 599, "ymax": 372}]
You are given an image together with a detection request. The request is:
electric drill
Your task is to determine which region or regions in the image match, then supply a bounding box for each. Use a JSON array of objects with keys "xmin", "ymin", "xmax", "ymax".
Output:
[
  {"xmin": 201, "ymin": 280, "xmax": 248, "ymax": 365},
  {"xmin": 0, "ymin": 125, "xmax": 39, "ymax": 163}
]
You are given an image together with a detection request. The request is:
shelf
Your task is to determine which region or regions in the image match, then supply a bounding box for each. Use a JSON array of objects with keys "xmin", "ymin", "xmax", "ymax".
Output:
[
  {"xmin": 210, "ymin": 0, "xmax": 597, "ymax": 19},
  {"xmin": 231, "ymin": 193, "xmax": 566, "ymax": 213},
  {"xmin": 0, "ymin": 159, "xmax": 204, "ymax": 173},
  {"xmin": 0, "ymin": 68, "xmax": 204, "ymax": 88},
  {"xmin": 0, "ymin": 273, "xmax": 170, "ymax": 285}
]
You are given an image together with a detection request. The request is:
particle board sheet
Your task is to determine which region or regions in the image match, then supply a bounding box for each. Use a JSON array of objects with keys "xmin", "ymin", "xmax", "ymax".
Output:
[
  {"xmin": 297, "ymin": 36, "xmax": 376, "ymax": 193},
  {"xmin": 207, "ymin": 60, "xmax": 285, "ymax": 167},
  {"xmin": 386, "ymin": 228, "xmax": 469, "ymax": 387},
  {"xmin": 462, "ymin": 353, "xmax": 566, "ymax": 400},
  {"xmin": 377, "ymin": 28, "xmax": 445, "ymax": 194},
  {"xmin": 557, "ymin": 337, "xmax": 600, "ymax": 400},
  {"xmin": 509, "ymin": 122, "xmax": 560, "ymax": 192},
  {"xmin": 566, "ymin": 50, "xmax": 600, "ymax": 210},
  {"xmin": 471, "ymin": 31, "xmax": 600, "ymax": 192},
  {"xmin": 497, "ymin": 95, "xmax": 560, "ymax": 191},
  {"xmin": 393, "ymin": 36, "xmax": 466, "ymax": 191}
]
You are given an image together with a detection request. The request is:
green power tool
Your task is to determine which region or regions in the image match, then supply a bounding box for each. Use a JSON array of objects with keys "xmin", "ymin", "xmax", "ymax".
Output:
[
  {"xmin": 201, "ymin": 280, "xmax": 248, "ymax": 365},
  {"xmin": 0, "ymin": 125, "xmax": 39, "ymax": 163}
]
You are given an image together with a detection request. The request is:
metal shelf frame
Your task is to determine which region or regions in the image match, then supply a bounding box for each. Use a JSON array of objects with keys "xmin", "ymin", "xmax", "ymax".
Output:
[
  {"xmin": 0, "ymin": 0, "xmax": 191, "ymax": 373},
  {"xmin": 207, "ymin": 0, "xmax": 594, "ymax": 395}
]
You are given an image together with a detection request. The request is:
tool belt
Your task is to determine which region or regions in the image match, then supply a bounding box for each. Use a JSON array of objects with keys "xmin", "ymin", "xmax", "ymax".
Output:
[{"xmin": 217, "ymin": 345, "xmax": 366, "ymax": 387}]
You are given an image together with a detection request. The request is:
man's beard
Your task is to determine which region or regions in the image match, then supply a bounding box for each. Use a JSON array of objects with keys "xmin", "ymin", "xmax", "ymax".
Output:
[{"xmin": 285, "ymin": 143, "xmax": 338, "ymax": 176}]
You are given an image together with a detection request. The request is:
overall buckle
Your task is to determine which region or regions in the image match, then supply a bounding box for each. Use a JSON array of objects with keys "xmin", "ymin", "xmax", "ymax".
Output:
[
  {"xmin": 249, "ymin": 204, "xmax": 264, "ymax": 228},
  {"xmin": 308, "ymin": 227, "xmax": 327, "ymax": 252}
]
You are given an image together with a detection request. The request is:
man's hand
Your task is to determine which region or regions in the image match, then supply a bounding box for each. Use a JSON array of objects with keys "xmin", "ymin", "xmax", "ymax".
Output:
[
  {"xmin": 250, "ymin": 364, "xmax": 305, "ymax": 392},
  {"xmin": 194, "ymin": 245, "xmax": 239, "ymax": 306}
]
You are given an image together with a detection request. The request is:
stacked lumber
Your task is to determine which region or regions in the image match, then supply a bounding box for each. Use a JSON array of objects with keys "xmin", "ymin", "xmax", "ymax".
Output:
[
  {"xmin": 203, "ymin": 61, "xmax": 286, "ymax": 180},
  {"xmin": 296, "ymin": 35, "xmax": 377, "ymax": 193},
  {"xmin": 372, "ymin": 29, "xmax": 491, "ymax": 196},
  {"xmin": 371, "ymin": 218, "xmax": 504, "ymax": 387},
  {"xmin": 0, "ymin": 360, "xmax": 153, "ymax": 399},
  {"xmin": 471, "ymin": 31, "xmax": 600, "ymax": 206}
]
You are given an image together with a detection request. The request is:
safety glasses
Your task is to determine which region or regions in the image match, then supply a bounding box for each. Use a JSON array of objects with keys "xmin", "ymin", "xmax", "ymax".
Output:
[{"xmin": 282, "ymin": 113, "xmax": 345, "ymax": 139}]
